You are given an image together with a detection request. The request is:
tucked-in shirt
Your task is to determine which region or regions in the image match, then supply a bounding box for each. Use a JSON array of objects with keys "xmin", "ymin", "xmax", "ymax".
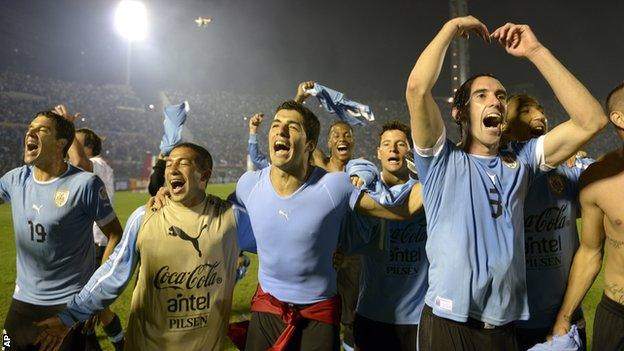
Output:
[
  {"xmin": 232, "ymin": 166, "xmax": 361, "ymax": 304},
  {"xmin": 413, "ymin": 128, "xmax": 546, "ymax": 325},
  {"xmin": 517, "ymin": 164, "xmax": 585, "ymax": 328},
  {"xmin": 0, "ymin": 164, "xmax": 115, "ymax": 305}
]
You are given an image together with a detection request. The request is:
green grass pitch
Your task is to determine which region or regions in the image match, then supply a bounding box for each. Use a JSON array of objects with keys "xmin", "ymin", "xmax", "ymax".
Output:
[{"xmin": 0, "ymin": 185, "xmax": 606, "ymax": 350}]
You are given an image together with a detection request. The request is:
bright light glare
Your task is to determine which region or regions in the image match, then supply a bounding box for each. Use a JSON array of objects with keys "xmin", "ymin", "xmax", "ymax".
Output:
[{"xmin": 115, "ymin": 1, "xmax": 147, "ymax": 41}]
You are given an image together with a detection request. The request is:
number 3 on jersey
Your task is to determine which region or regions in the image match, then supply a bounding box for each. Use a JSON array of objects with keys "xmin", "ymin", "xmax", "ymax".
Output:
[
  {"xmin": 28, "ymin": 221, "xmax": 47, "ymax": 242},
  {"xmin": 489, "ymin": 187, "xmax": 502, "ymax": 219}
]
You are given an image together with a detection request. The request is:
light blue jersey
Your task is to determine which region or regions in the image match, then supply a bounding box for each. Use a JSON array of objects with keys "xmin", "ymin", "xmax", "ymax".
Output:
[
  {"xmin": 517, "ymin": 165, "xmax": 584, "ymax": 329},
  {"xmin": 341, "ymin": 184, "xmax": 428, "ymax": 325},
  {"xmin": 413, "ymin": 128, "xmax": 546, "ymax": 325},
  {"xmin": 232, "ymin": 166, "xmax": 361, "ymax": 304},
  {"xmin": 0, "ymin": 164, "xmax": 115, "ymax": 305}
]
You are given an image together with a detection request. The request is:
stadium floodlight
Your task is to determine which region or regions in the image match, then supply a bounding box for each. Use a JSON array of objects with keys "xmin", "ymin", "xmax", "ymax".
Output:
[{"xmin": 114, "ymin": 1, "xmax": 147, "ymax": 41}]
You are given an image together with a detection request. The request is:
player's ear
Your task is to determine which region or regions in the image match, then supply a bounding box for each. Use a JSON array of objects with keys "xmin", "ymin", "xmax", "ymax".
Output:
[
  {"xmin": 306, "ymin": 140, "xmax": 316, "ymax": 154},
  {"xmin": 57, "ymin": 138, "xmax": 69, "ymax": 153},
  {"xmin": 610, "ymin": 111, "xmax": 624, "ymax": 129},
  {"xmin": 451, "ymin": 107, "xmax": 461, "ymax": 123},
  {"xmin": 200, "ymin": 169, "xmax": 212, "ymax": 183}
]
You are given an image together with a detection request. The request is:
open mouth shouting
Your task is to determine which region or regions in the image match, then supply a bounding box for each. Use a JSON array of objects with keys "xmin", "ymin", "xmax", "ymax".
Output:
[
  {"xmin": 387, "ymin": 155, "xmax": 401, "ymax": 166},
  {"xmin": 529, "ymin": 119, "xmax": 547, "ymax": 136},
  {"xmin": 24, "ymin": 137, "xmax": 40, "ymax": 159},
  {"xmin": 483, "ymin": 112, "xmax": 503, "ymax": 131},
  {"xmin": 273, "ymin": 140, "xmax": 291, "ymax": 158},
  {"xmin": 169, "ymin": 178, "xmax": 186, "ymax": 195},
  {"xmin": 335, "ymin": 142, "xmax": 351, "ymax": 157}
]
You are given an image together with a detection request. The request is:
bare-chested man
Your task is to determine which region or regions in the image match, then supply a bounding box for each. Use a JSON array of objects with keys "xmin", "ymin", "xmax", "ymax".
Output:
[{"xmin": 552, "ymin": 82, "xmax": 624, "ymax": 350}]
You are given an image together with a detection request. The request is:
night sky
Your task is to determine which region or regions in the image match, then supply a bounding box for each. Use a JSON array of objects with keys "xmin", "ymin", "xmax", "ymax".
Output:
[{"xmin": 1, "ymin": 0, "xmax": 622, "ymax": 102}]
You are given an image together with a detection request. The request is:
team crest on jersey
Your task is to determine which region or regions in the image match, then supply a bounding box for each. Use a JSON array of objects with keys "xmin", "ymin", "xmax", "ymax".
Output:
[
  {"xmin": 54, "ymin": 189, "xmax": 70, "ymax": 207},
  {"xmin": 548, "ymin": 174, "xmax": 565, "ymax": 194},
  {"xmin": 98, "ymin": 186, "xmax": 108, "ymax": 201}
]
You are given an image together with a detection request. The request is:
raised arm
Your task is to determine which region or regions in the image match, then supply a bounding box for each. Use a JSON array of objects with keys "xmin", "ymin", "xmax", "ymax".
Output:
[
  {"xmin": 491, "ymin": 23, "xmax": 607, "ymax": 166},
  {"xmin": 356, "ymin": 182, "xmax": 423, "ymax": 220},
  {"xmin": 551, "ymin": 171, "xmax": 605, "ymax": 336},
  {"xmin": 294, "ymin": 81, "xmax": 315, "ymax": 104},
  {"xmin": 406, "ymin": 16, "xmax": 490, "ymax": 148},
  {"xmin": 248, "ymin": 113, "xmax": 270, "ymax": 169},
  {"xmin": 53, "ymin": 104, "xmax": 93, "ymax": 171}
]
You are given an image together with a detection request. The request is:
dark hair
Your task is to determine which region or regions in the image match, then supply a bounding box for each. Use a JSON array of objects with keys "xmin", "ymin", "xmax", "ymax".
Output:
[
  {"xmin": 76, "ymin": 128, "xmax": 102, "ymax": 156},
  {"xmin": 171, "ymin": 142, "xmax": 213, "ymax": 173},
  {"xmin": 451, "ymin": 73, "xmax": 502, "ymax": 146},
  {"xmin": 275, "ymin": 100, "xmax": 320, "ymax": 145},
  {"xmin": 34, "ymin": 111, "xmax": 75, "ymax": 157},
  {"xmin": 506, "ymin": 94, "xmax": 545, "ymax": 124},
  {"xmin": 379, "ymin": 120, "xmax": 412, "ymax": 146},
  {"xmin": 606, "ymin": 82, "xmax": 624, "ymax": 113},
  {"xmin": 452, "ymin": 73, "xmax": 501, "ymax": 115},
  {"xmin": 328, "ymin": 120, "xmax": 352, "ymax": 137}
]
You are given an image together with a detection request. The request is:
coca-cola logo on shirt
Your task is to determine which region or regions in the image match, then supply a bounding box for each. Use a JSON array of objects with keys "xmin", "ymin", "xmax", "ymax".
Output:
[
  {"xmin": 153, "ymin": 262, "xmax": 223, "ymax": 290},
  {"xmin": 524, "ymin": 204, "xmax": 570, "ymax": 234}
]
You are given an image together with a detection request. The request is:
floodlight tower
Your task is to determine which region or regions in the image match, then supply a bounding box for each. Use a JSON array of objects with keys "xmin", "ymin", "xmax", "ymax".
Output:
[
  {"xmin": 114, "ymin": 0, "xmax": 147, "ymax": 86},
  {"xmin": 449, "ymin": 0, "xmax": 469, "ymax": 101}
]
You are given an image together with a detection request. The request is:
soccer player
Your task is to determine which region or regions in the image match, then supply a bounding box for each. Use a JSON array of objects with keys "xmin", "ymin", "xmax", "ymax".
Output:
[
  {"xmin": 504, "ymin": 95, "xmax": 588, "ymax": 350},
  {"xmin": 406, "ymin": 16, "xmax": 607, "ymax": 350},
  {"xmin": 233, "ymin": 100, "xmax": 422, "ymax": 351},
  {"xmin": 35, "ymin": 143, "xmax": 257, "ymax": 351},
  {"xmin": 343, "ymin": 120, "xmax": 428, "ymax": 351},
  {"xmin": 551, "ymin": 82, "xmax": 624, "ymax": 350},
  {"xmin": 0, "ymin": 110, "xmax": 123, "ymax": 350}
]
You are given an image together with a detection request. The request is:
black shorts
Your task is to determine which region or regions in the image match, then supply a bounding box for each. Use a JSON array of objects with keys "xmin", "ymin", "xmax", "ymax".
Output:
[
  {"xmin": 244, "ymin": 311, "xmax": 340, "ymax": 351},
  {"xmin": 336, "ymin": 255, "xmax": 360, "ymax": 346},
  {"xmin": 592, "ymin": 293, "xmax": 624, "ymax": 351},
  {"xmin": 418, "ymin": 305, "xmax": 518, "ymax": 351},
  {"xmin": 3, "ymin": 298, "xmax": 85, "ymax": 351},
  {"xmin": 353, "ymin": 313, "xmax": 418, "ymax": 351}
]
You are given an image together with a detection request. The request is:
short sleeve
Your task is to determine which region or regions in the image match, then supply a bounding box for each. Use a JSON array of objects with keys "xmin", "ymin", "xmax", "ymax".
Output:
[
  {"xmin": 0, "ymin": 169, "xmax": 17, "ymax": 203},
  {"xmin": 82, "ymin": 175, "xmax": 116, "ymax": 227},
  {"xmin": 412, "ymin": 128, "xmax": 451, "ymax": 186}
]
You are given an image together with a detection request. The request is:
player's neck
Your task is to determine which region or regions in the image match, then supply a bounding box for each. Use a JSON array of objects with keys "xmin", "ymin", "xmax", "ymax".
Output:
[
  {"xmin": 328, "ymin": 156, "xmax": 347, "ymax": 172},
  {"xmin": 270, "ymin": 163, "xmax": 312, "ymax": 196},
  {"xmin": 381, "ymin": 169, "xmax": 408, "ymax": 187},
  {"xmin": 178, "ymin": 192, "xmax": 206, "ymax": 209},
  {"xmin": 33, "ymin": 159, "xmax": 68, "ymax": 182},
  {"xmin": 464, "ymin": 138, "xmax": 499, "ymax": 156}
]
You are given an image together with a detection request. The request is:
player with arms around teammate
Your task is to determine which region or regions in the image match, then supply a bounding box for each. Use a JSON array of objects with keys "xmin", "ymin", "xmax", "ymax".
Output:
[
  {"xmin": 233, "ymin": 100, "xmax": 423, "ymax": 351},
  {"xmin": 551, "ymin": 83, "xmax": 624, "ymax": 350},
  {"xmin": 405, "ymin": 16, "xmax": 607, "ymax": 350},
  {"xmin": 35, "ymin": 142, "xmax": 257, "ymax": 351},
  {"xmin": 0, "ymin": 110, "xmax": 123, "ymax": 350},
  {"xmin": 343, "ymin": 120, "xmax": 428, "ymax": 351}
]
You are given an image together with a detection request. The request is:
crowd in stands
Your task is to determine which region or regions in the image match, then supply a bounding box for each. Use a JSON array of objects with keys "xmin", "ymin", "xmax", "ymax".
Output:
[{"xmin": 0, "ymin": 71, "xmax": 620, "ymax": 182}]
